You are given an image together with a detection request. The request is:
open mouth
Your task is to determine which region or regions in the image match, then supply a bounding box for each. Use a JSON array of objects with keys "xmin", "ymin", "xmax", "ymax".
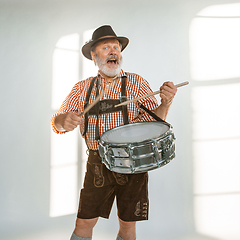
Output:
[
  {"xmin": 106, "ymin": 56, "xmax": 119, "ymax": 65},
  {"xmin": 107, "ymin": 59, "xmax": 117, "ymax": 65}
]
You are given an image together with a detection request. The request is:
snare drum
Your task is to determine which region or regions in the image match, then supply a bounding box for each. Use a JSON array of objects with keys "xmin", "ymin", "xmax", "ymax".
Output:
[{"xmin": 98, "ymin": 121, "xmax": 176, "ymax": 174}]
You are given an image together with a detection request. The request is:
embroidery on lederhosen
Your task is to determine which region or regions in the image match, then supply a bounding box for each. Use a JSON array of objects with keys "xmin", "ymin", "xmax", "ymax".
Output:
[
  {"xmin": 134, "ymin": 201, "xmax": 141, "ymax": 216},
  {"xmin": 93, "ymin": 164, "xmax": 104, "ymax": 187},
  {"xmin": 134, "ymin": 201, "xmax": 148, "ymax": 218},
  {"xmin": 113, "ymin": 172, "xmax": 128, "ymax": 185}
]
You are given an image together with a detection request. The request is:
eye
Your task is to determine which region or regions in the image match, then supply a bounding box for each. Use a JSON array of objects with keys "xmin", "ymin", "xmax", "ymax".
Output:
[{"xmin": 114, "ymin": 45, "xmax": 120, "ymax": 50}]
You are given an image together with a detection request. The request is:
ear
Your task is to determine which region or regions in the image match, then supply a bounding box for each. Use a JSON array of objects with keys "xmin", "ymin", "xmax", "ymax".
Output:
[{"xmin": 90, "ymin": 51, "xmax": 96, "ymax": 61}]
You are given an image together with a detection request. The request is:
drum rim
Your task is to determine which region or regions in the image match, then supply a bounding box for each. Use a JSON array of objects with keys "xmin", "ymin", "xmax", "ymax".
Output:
[{"xmin": 99, "ymin": 121, "xmax": 173, "ymax": 146}]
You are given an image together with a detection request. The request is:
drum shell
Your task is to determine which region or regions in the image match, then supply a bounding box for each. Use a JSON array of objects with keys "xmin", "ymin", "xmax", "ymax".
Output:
[{"xmin": 98, "ymin": 122, "xmax": 176, "ymax": 174}]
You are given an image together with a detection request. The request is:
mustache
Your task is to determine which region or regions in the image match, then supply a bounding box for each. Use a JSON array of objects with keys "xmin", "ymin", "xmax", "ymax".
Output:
[{"xmin": 105, "ymin": 55, "xmax": 121, "ymax": 64}]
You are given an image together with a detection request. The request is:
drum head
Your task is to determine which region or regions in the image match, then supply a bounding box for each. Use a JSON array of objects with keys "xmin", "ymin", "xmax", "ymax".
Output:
[{"xmin": 100, "ymin": 122, "xmax": 170, "ymax": 144}]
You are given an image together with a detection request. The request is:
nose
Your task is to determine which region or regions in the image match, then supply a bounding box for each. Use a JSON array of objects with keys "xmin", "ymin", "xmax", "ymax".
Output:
[{"xmin": 109, "ymin": 46, "xmax": 117, "ymax": 55}]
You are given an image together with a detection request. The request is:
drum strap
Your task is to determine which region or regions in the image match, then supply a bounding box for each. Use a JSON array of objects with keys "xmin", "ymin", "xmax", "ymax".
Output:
[
  {"xmin": 83, "ymin": 75, "xmax": 129, "ymax": 145},
  {"xmin": 139, "ymin": 104, "xmax": 171, "ymax": 127}
]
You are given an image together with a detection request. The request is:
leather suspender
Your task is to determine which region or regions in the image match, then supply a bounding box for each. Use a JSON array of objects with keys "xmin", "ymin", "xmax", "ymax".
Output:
[
  {"xmin": 83, "ymin": 76, "xmax": 97, "ymax": 137},
  {"xmin": 83, "ymin": 75, "xmax": 129, "ymax": 143},
  {"xmin": 121, "ymin": 76, "xmax": 129, "ymax": 125}
]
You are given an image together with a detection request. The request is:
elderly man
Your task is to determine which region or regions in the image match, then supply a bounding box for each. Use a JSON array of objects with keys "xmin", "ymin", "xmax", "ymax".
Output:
[{"xmin": 51, "ymin": 25, "xmax": 177, "ymax": 240}]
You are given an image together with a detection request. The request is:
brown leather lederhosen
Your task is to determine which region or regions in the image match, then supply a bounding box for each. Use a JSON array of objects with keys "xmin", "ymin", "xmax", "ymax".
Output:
[{"xmin": 82, "ymin": 75, "xmax": 129, "ymax": 147}]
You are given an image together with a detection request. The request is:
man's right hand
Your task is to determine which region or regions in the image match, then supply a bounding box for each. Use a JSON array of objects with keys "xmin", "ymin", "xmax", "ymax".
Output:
[{"xmin": 54, "ymin": 112, "xmax": 81, "ymax": 132}]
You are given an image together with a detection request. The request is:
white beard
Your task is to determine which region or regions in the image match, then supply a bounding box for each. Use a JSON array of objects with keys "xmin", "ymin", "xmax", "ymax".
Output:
[{"xmin": 95, "ymin": 54, "xmax": 122, "ymax": 77}]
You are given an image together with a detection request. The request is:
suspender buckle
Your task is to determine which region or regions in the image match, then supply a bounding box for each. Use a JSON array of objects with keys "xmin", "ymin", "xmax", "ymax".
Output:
[{"xmin": 120, "ymin": 96, "xmax": 128, "ymax": 103}]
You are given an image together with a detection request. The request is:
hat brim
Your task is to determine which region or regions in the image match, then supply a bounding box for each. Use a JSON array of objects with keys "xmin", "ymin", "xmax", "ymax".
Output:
[{"xmin": 82, "ymin": 36, "xmax": 129, "ymax": 60}]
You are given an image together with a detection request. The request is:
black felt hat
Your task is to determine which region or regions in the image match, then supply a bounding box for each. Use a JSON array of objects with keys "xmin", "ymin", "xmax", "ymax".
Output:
[{"xmin": 82, "ymin": 25, "xmax": 129, "ymax": 60}]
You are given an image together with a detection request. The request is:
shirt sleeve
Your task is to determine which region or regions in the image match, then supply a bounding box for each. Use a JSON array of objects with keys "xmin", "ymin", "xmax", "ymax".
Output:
[
  {"xmin": 132, "ymin": 77, "xmax": 159, "ymax": 123},
  {"xmin": 50, "ymin": 81, "xmax": 82, "ymax": 134}
]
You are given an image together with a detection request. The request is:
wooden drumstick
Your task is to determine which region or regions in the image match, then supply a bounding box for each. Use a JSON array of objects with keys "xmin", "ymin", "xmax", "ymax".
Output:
[{"xmin": 114, "ymin": 81, "xmax": 189, "ymax": 107}]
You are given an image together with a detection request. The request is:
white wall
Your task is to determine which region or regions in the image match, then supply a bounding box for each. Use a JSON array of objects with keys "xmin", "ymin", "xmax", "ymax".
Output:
[{"xmin": 0, "ymin": 0, "xmax": 239, "ymax": 240}]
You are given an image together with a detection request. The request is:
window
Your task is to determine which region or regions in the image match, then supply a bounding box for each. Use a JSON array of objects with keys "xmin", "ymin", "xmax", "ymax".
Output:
[
  {"xmin": 190, "ymin": 4, "xmax": 240, "ymax": 239},
  {"xmin": 50, "ymin": 33, "xmax": 80, "ymax": 217},
  {"xmin": 50, "ymin": 29, "xmax": 98, "ymax": 218}
]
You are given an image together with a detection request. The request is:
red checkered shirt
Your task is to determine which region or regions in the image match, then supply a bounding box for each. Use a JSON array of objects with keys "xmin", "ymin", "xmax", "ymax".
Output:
[{"xmin": 51, "ymin": 70, "xmax": 159, "ymax": 150}]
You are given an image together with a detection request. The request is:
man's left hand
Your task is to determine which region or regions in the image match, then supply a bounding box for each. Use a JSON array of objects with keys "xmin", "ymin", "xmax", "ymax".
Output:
[{"xmin": 159, "ymin": 81, "xmax": 177, "ymax": 106}]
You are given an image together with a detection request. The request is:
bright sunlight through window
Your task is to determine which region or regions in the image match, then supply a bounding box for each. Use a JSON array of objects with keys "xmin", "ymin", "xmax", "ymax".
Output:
[
  {"xmin": 190, "ymin": 4, "xmax": 240, "ymax": 81},
  {"xmin": 50, "ymin": 33, "xmax": 80, "ymax": 217},
  {"xmin": 50, "ymin": 29, "xmax": 98, "ymax": 218},
  {"xmin": 190, "ymin": 3, "xmax": 240, "ymax": 240}
]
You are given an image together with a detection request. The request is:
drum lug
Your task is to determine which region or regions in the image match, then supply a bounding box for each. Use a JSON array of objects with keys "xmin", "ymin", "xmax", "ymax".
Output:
[
  {"xmin": 130, "ymin": 163, "xmax": 136, "ymax": 173},
  {"xmin": 98, "ymin": 143, "xmax": 104, "ymax": 160},
  {"xmin": 128, "ymin": 144, "xmax": 135, "ymax": 173},
  {"xmin": 99, "ymin": 144, "xmax": 114, "ymax": 171},
  {"xmin": 106, "ymin": 146, "xmax": 115, "ymax": 171},
  {"xmin": 152, "ymin": 139, "xmax": 161, "ymax": 166}
]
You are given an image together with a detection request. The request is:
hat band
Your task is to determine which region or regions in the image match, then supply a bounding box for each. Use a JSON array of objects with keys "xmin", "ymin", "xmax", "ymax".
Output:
[{"xmin": 98, "ymin": 35, "xmax": 117, "ymax": 40}]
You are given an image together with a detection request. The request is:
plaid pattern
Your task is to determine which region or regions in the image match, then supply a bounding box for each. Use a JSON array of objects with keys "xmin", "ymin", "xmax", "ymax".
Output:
[{"xmin": 51, "ymin": 70, "xmax": 159, "ymax": 150}]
